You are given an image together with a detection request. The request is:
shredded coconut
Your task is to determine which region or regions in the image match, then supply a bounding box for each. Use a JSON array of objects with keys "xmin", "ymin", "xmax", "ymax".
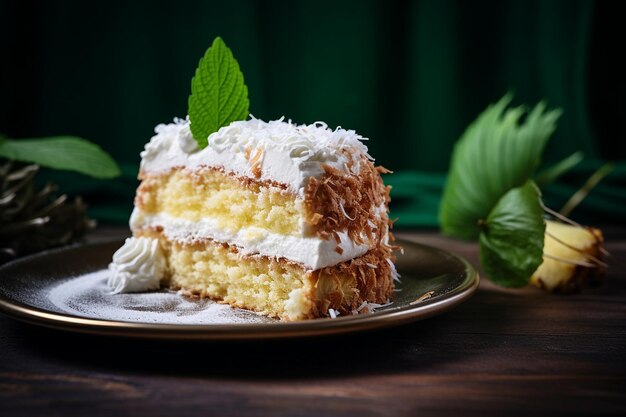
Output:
[
  {"xmin": 208, "ymin": 117, "xmax": 371, "ymax": 161},
  {"xmin": 387, "ymin": 258, "xmax": 402, "ymax": 283},
  {"xmin": 351, "ymin": 300, "xmax": 393, "ymax": 315}
]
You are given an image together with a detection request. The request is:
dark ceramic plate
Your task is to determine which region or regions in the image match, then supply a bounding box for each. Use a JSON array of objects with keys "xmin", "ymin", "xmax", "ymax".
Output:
[{"xmin": 0, "ymin": 239, "xmax": 478, "ymax": 340}]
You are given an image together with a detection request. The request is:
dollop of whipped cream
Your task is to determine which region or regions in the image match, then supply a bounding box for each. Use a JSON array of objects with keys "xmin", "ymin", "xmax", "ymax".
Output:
[
  {"xmin": 139, "ymin": 117, "xmax": 372, "ymax": 196},
  {"xmin": 177, "ymin": 122, "xmax": 198, "ymax": 153},
  {"xmin": 107, "ymin": 237, "xmax": 166, "ymax": 293}
]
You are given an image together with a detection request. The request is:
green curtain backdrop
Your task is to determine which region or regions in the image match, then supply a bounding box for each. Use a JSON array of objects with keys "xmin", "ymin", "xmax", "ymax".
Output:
[{"xmin": 1, "ymin": 0, "xmax": 624, "ymax": 226}]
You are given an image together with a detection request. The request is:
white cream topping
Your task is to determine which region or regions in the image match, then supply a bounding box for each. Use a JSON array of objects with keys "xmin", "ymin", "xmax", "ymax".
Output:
[
  {"xmin": 108, "ymin": 237, "xmax": 166, "ymax": 293},
  {"xmin": 140, "ymin": 117, "xmax": 372, "ymax": 196},
  {"xmin": 177, "ymin": 121, "xmax": 198, "ymax": 153},
  {"xmin": 130, "ymin": 209, "xmax": 369, "ymax": 270}
]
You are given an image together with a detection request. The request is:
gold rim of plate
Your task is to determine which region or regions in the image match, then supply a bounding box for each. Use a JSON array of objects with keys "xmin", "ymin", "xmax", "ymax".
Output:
[{"xmin": 0, "ymin": 239, "xmax": 479, "ymax": 340}]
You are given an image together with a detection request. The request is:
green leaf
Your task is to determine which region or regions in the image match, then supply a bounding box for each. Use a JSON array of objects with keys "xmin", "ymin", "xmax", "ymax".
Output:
[
  {"xmin": 0, "ymin": 136, "xmax": 121, "ymax": 178},
  {"xmin": 188, "ymin": 37, "xmax": 249, "ymax": 148},
  {"xmin": 535, "ymin": 151, "xmax": 584, "ymax": 187},
  {"xmin": 479, "ymin": 181, "xmax": 545, "ymax": 287},
  {"xmin": 439, "ymin": 93, "xmax": 561, "ymax": 239}
]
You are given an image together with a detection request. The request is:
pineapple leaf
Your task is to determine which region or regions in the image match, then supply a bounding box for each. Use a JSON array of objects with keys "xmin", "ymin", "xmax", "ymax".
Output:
[
  {"xmin": 559, "ymin": 162, "xmax": 615, "ymax": 217},
  {"xmin": 535, "ymin": 151, "xmax": 584, "ymax": 187},
  {"xmin": 479, "ymin": 181, "xmax": 546, "ymax": 287},
  {"xmin": 439, "ymin": 93, "xmax": 561, "ymax": 239}
]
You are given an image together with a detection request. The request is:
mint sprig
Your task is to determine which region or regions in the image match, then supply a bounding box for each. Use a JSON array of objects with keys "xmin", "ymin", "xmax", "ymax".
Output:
[
  {"xmin": 439, "ymin": 94, "xmax": 561, "ymax": 287},
  {"xmin": 188, "ymin": 37, "xmax": 249, "ymax": 148},
  {"xmin": 0, "ymin": 136, "xmax": 120, "ymax": 178}
]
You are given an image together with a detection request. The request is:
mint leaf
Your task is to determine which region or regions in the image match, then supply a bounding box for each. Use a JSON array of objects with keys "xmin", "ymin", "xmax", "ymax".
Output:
[
  {"xmin": 0, "ymin": 136, "xmax": 121, "ymax": 178},
  {"xmin": 188, "ymin": 37, "xmax": 249, "ymax": 148},
  {"xmin": 439, "ymin": 94, "xmax": 561, "ymax": 239},
  {"xmin": 479, "ymin": 181, "xmax": 545, "ymax": 287}
]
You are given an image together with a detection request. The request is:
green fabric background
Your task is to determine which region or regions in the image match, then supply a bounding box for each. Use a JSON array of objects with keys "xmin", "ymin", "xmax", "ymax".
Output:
[{"xmin": 1, "ymin": 0, "xmax": 624, "ymax": 227}]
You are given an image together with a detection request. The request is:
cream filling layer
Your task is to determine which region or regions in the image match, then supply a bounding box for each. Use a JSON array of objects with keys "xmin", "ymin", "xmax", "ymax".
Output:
[{"xmin": 130, "ymin": 209, "xmax": 370, "ymax": 270}]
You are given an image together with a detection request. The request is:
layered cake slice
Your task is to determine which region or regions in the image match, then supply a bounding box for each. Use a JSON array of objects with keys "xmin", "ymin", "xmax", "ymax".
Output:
[{"xmin": 109, "ymin": 117, "xmax": 397, "ymax": 320}]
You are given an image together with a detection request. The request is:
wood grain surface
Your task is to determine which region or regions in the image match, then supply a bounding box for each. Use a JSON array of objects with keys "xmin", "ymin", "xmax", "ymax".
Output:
[{"xmin": 1, "ymin": 228, "xmax": 625, "ymax": 417}]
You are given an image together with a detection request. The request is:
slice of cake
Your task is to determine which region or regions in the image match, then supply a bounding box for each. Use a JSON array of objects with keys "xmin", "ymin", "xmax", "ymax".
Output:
[{"xmin": 109, "ymin": 117, "xmax": 397, "ymax": 320}]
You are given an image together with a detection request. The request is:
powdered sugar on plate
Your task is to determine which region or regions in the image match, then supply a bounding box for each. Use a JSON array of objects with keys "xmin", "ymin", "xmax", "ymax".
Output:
[{"xmin": 47, "ymin": 269, "xmax": 273, "ymax": 324}]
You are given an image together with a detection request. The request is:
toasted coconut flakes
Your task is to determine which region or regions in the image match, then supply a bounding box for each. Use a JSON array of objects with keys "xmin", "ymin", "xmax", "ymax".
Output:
[
  {"xmin": 328, "ymin": 308, "xmax": 339, "ymax": 319},
  {"xmin": 338, "ymin": 202, "xmax": 356, "ymax": 221},
  {"xmin": 245, "ymin": 146, "xmax": 264, "ymax": 179},
  {"xmin": 303, "ymin": 151, "xmax": 392, "ymax": 249},
  {"xmin": 309, "ymin": 213, "xmax": 323, "ymax": 225},
  {"xmin": 250, "ymin": 147, "xmax": 263, "ymax": 165},
  {"xmin": 365, "ymin": 263, "xmax": 377, "ymax": 269},
  {"xmin": 314, "ymin": 245, "xmax": 395, "ymax": 316},
  {"xmin": 410, "ymin": 291, "xmax": 435, "ymax": 305},
  {"xmin": 334, "ymin": 246, "xmax": 344, "ymax": 255}
]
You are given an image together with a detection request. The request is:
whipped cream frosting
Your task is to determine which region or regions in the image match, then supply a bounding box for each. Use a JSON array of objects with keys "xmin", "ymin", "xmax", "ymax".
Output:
[
  {"xmin": 108, "ymin": 237, "xmax": 166, "ymax": 293},
  {"xmin": 140, "ymin": 117, "xmax": 372, "ymax": 196},
  {"xmin": 130, "ymin": 209, "xmax": 370, "ymax": 270}
]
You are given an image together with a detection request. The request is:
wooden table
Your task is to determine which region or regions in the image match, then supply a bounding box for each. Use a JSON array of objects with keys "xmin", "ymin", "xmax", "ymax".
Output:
[{"xmin": 1, "ymin": 228, "xmax": 625, "ymax": 416}]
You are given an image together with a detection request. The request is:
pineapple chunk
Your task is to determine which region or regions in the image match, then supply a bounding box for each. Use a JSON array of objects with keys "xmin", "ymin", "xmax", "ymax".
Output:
[{"xmin": 530, "ymin": 220, "xmax": 605, "ymax": 293}]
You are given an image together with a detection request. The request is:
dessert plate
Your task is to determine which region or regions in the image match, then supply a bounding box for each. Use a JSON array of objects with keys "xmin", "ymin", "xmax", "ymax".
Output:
[{"xmin": 0, "ymin": 239, "xmax": 478, "ymax": 340}]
